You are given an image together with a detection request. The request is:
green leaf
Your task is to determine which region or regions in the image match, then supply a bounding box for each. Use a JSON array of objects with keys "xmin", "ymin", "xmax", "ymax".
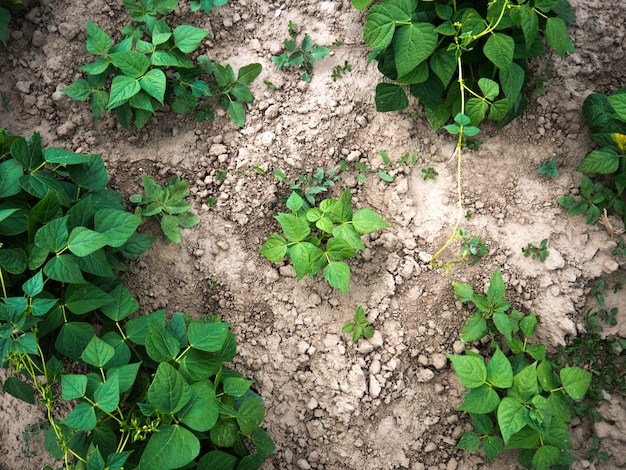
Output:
[
  {"xmin": 62, "ymin": 402, "xmax": 97, "ymax": 431},
  {"xmin": 151, "ymin": 50, "xmax": 194, "ymax": 68},
  {"xmin": 576, "ymin": 149, "xmax": 620, "ymax": 174},
  {"xmin": 350, "ymin": 0, "xmax": 373, "ymax": 9},
  {"xmin": 56, "ymin": 322, "xmax": 95, "ymax": 361},
  {"xmin": 452, "ymin": 282, "xmax": 473, "ymax": 302},
  {"xmin": 187, "ymin": 321, "xmax": 229, "ymax": 352},
  {"xmin": 483, "ymin": 33, "xmax": 515, "ymax": 70},
  {"xmin": 458, "ymin": 384, "xmax": 500, "ymax": 414},
  {"xmin": 11, "ymin": 134, "xmax": 44, "ymax": 171},
  {"xmin": 44, "ymin": 255, "xmax": 87, "ymax": 284},
  {"xmin": 499, "ymin": 61, "xmax": 525, "ymax": 102},
  {"xmin": 532, "ymin": 445, "xmax": 561, "ymax": 470},
  {"xmin": 173, "ymin": 25, "xmax": 209, "ymax": 53},
  {"xmin": 326, "ymin": 237, "xmax": 357, "ymax": 261},
  {"xmin": 3, "ymin": 376, "xmax": 35, "ymax": 404},
  {"xmin": 227, "ymin": 100, "xmax": 246, "ymax": 127},
  {"xmin": 460, "ymin": 313, "xmax": 488, "ymax": 343},
  {"xmin": 465, "ymin": 98, "xmax": 489, "ymax": 125},
  {"xmin": 545, "ymin": 17, "xmax": 575, "ymax": 58},
  {"xmin": 145, "ymin": 317, "xmax": 180, "ymax": 362},
  {"xmin": 106, "ymin": 362, "xmax": 140, "ymax": 394},
  {"xmin": 429, "ymin": 48, "xmax": 456, "ymax": 88},
  {"xmin": 323, "ymin": 261, "xmax": 350, "ymax": 295},
  {"xmin": 237, "ymin": 63, "xmax": 262, "ymax": 85},
  {"xmin": 65, "ymin": 283, "xmax": 112, "ymax": 316},
  {"xmin": 478, "ymin": 78, "xmax": 499, "ymax": 101},
  {"xmin": 260, "ymin": 234, "xmax": 287, "ymax": 262},
  {"xmin": 493, "ymin": 311, "xmax": 513, "ymax": 341},
  {"xmin": 94, "ymin": 209, "xmax": 141, "ymax": 247},
  {"xmin": 86, "ymin": 21, "xmax": 112, "ymax": 55},
  {"xmin": 137, "ymin": 425, "xmax": 200, "ymax": 470},
  {"xmin": 0, "ymin": 248, "xmax": 27, "ymax": 274},
  {"xmin": 197, "ymin": 451, "xmax": 238, "ymax": 470},
  {"xmin": 109, "ymin": 51, "xmax": 150, "ymax": 78},
  {"xmin": 483, "ymin": 435, "xmax": 503, "ymax": 462},
  {"xmin": 223, "ymin": 377, "xmax": 254, "ymax": 397},
  {"xmin": 363, "ymin": 4, "xmax": 400, "ymax": 50},
  {"xmin": 152, "ymin": 18, "xmax": 172, "ymax": 45},
  {"xmin": 81, "ymin": 335, "xmax": 116, "ymax": 368},
  {"xmin": 236, "ymin": 396, "xmax": 265, "ymax": 435},
  {"xmin": 511, "ymin": 363, "xmax": 539, "ymax": 403},
  {"xmin": 393, "ymin": 23, "xmax": 437, "ymax": 78},
  {"xmin": 447, "ymin": 353, "xmax": 486, "ymax": 388},
  {"xmin": 44, "ymin": 147, "xmax": 92, "ymax": 165},
  {"xmin": 140, "ymin": 68, "xmax": 166, "ymax": 104},
  {"xmin": 148, "ymin": 363, "xmax": 191, "ymax": 414},
  {"xmin": 35, "ymin": 216, "xmax": 69, "ymax": 253},
  {"xmin": 375, "ymin": 83, "xmax": 408, "ymax": 112},
  {"xmin": 560, "ymin": 367, "xmax": 591, "ymax": 401},
  {"xmin": 101, "ymin": 331, "xmax": 131, "ymax": 369},
  {"xmin": 353, "ymin": 208, "xmax": 388, "ymax": 234},
  {"xmin": 178, "ymin": 381, "xmax": 219, "ymax": 432},
  {"xmin": 91, "ymin": 90, "xmax": 109, "ymax": 119},
  {"xmin": 100, "ymin": 284, "xmax": 139, "ymax": 321},
  {"xmin": 520, "ymin": 312, "xmax": 538, "ymax": 339},
  {"xmin": 487, "ymin": 268, "xmax": 505, "ymax": 302},
  {"xmin": 107, "ymin": 75, "xmax": 140, "ymax": 110},
  {"xmin": 67, "ymin": 154, "xmax": 108, "ymax": 191},
  {"xmin": 486, "ymin": 347, "xmax": 513, "ymax": 388},
  {"xmin": 94, "ymin": 375, "xmax": 120, "ymax": 412},
  {"xmin": 67, "ymin": 227, "xmax": 110, "ymax": 257},
  {"xmin": 332, "ymin": 224, "xmax": 364, "ymax": 251},
  {"xmin": 608, "ymin": 93, "xmax": 626, "ymax": 121},
  {"xmin": 62, "ymin": 79, "xmax": 91, "ymax": 102},
  {"xmin": 497, "ymin": 396, "xmax": 529, "ymax": 444},
  {"xmin": 275, "ymin": 213, "xmax": 310, "ymax": 242},
  {"xmin": 456, "ymin": 431, "xmax": 480, "ymax": 451}
]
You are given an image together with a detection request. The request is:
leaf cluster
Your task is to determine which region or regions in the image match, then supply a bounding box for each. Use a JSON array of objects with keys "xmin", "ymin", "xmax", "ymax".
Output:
[
  {"xmin": 288, "ymin": 166, "xmax": 342, "ymax": 206},
  {"xmin": 522, "ymin": 238, "xmax": 549, "ymax": 262},
  {"xmin": 331, "ymin": 61, "xmax": 352, "ymax": 82},
  {"xmin": 538, "ymin": 160, "xmax": 559, "ymax": 179},
  {"xmin": 558, "ymin": 87, "xmax": 626, "ymax": 226},
  {"xmin": 130, "ymin": 175, "xmax": 200, "ymax": 244},
  {"xmin": 189, "ymin": 0, "xmax": 227, "ymax": 14},
  {"xmin": 0, "ymin": 130, "xmax": 274, "ymax": 468},
  {"xmin": 458, "ymin": 229, "xmax": 488, "ymax": 266},
  {"xmin": 62, "ymin": 0, "xmax": 261, "ymax": 129},
  {"xmin": 554, "ymin": 307, "xmax": 626, "ymax": 425},
  {"xmin": 0, "ymin": 0, "xmax": 25, "ymax": 46},
  {"xmin": 351, "ymin": 0, "xmax": 575, "ymax": 129},
  {"xmin": 342, "ymin": 306, "xmax": 375, "ymax": 342},
  {"xmin": 272, "ymin": 21, "xmax": 330, "ymax": 83},
  {"xmin": 450, "ymin": 269, "xmax": 592, "ymax": 469},
  {"xmin": 260, "ymin": 189, "xmax": 388, "ymax": 295}
]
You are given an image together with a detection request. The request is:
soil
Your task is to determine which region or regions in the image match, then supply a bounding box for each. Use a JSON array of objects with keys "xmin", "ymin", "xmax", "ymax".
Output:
[{"xmin": 0, "ymin": 0, "xmax": 625, "ymax": 469}]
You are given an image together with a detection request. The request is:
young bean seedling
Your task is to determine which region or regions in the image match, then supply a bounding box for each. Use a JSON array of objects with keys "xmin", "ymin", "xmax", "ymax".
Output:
[
  {"xmin": 538, "ymin": 160, "xmax": 559, "ymax": 178},
  {"xmin": 331, "ymin": 61, "xmax": 352, "ymax": 81},
  {"xmin": 342, "ymin": 306, "xmax": 375, "ymax": 342},
  {"xmin": 261, "ymin": 189, "xmax": 388, "ymax": 295},
  {"xmin": 459, "ymin": 229, "xmax": 488, "ymax": 266},
  {"xmin": 522, "ymin": 238, "xmax": 549, "ymax": 262},
  {"xmin": 272, "ymin": 21, "xmax": 329, "ymax": 82}
]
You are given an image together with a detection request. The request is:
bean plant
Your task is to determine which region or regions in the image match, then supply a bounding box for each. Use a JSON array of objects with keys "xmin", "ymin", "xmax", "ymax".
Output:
[
  {"xmin": 260, "ymin": 189, "xmax": 388, "ymax": 295},
  {"xmin": 450, "ymin": 269, "xmax": 591, "ymax": 469},
  {"xmin": 350, "ymin": 0, "xmax": 575, "ymax": 129},
  {"xmin": 63, "ymin": 0, "xmax": 261, "ymax": 129},
  {"xmin": 0, "ymin": 129, "xmax": 273, "ymax": 469}
]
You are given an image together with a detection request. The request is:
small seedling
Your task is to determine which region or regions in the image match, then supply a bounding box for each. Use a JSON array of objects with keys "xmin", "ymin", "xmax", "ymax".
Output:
[
  {"xmin": 331, "ymin": 61, "xmax": 352, "ymax": 81},
  {"xmin": 254, "ymin": 165, "xmax": 267, "ymax": 175},
  {"xmin": 587, "ymin": 437, "xmax": 611, "ymax": 464},
  {"xmin": 538, "ymin": 160, "xmax": 559, "ymax": 178},
  {"xmin": 216, "ymin": 170, "xmax": 228, "ymax": 181},
  {"xmin": 465, "ymin": 210, "xmax": 472, "ymax": 221},
  {"xmin": 130, "ymin": 175, "xmax": 200, "ymax": 244},
  {"xmin": 522, "ymin": 238, "xmax": 549, "ymax": 262},
  {"xmin": 263, "ymin": 80, "xmax": 277, "ymax": 90},
  {"xmin": 421, "ymin": 167, "xmax": 438, "ymax": 180},
  {"xmin": 290, "ymin": 167, "xmax": 341, "ymax": 206},
  {"xmin": 190, "ymin": 0, "xmax": 228, "ymax": 13},
  {"xmin": 342, "ymin": 306, "xmax": 375, "ymax": 342},
  {"xmin": 459, "ymin": 230, "xmax": 488, "ymax": 265},
  {"xmin": 465, "ymin": 138, "xmax": 484, "ymax": 150},
  {"xmin": 272, "ymin": 21, "xmax": 330, "ymax": 82},
  {"xmin": 261, "ymin": 189, "xmax": 388, "ymax": 295},
  {"xmin": 611, "ymin": 236, "xmax": 626, "ymax": 259}
]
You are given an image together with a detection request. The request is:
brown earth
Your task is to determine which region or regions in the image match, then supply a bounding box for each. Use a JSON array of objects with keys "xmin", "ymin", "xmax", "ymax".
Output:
[{"xmin": 0, "ymin": 0, "xmax": 625, "ymax": 469}]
